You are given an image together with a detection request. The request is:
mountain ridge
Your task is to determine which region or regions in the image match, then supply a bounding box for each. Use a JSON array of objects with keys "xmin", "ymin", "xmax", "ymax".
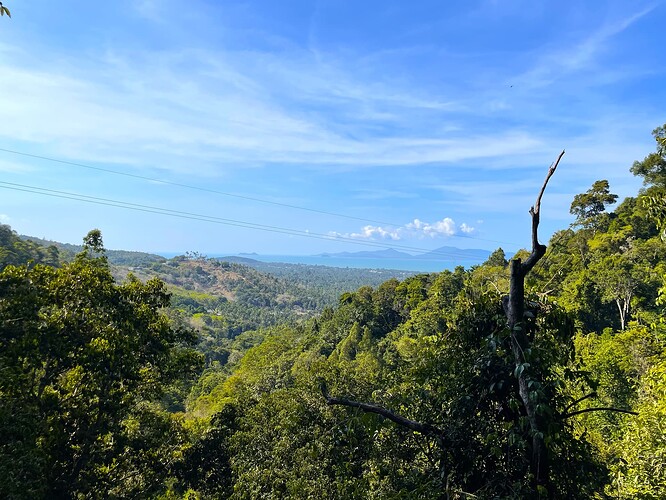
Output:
[{"xmin": 317, "ymin": 245, "xmax": 493, "ymax": 262}]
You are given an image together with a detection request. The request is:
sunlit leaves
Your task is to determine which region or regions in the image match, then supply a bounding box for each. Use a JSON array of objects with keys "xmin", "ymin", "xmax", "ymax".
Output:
[
  {"xmin": 631, "ymin": 123, "xmax": 666, "ymax": 189},
  {"xmin": 0, "ymin": 236, "xmax": 202, "ymax": 497},
  {"xmin": 570, "ymin": 180, "xmax": 618, "ymax": 231}
]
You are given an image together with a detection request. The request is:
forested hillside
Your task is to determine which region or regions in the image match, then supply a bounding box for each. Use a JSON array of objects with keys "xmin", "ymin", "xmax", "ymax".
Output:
[
  {"xmin": 20, "ymin": 234, "xmax": 168, "ymax": 266},
  {"xmin": 4, "ymin": 230, "xmax": 415, "ymax": 370},
  {"xmin": 1, "ymin": 225, "xmax": 61, "ymax": 268},
  {"xmin": 1, "ymin": 125, "xmax": 665, "ymax": 498},
  {"xmin": 115, "ymin": 256, "xmax": 413, "ymax": 367}
]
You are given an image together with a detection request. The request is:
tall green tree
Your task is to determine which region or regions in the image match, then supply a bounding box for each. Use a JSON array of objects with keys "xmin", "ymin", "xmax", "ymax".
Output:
[
  {"xmin": 0, "ymin": 231, "xmax": 202, "ymax": 498},
  {"xmin": 589, "ymin": 245, "xmax": 655, "ymax": 330},
  {"xmin": 484, "ymin": 247, "xmax": 509, "ymax": 267},
  {"xmin": 631, "ymin": 123, "xmax": 666, "ymax": 190},
  {"xmin": 570, "ymin": 179, "xmax": 618, "ymax": 230}
]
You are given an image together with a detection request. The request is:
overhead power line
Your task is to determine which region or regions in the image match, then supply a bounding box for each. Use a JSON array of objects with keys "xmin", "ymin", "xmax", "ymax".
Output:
[
  {"xmin": 0, "ymin": 180, "xmax": 491, "ymax": 261},
  {"xmin": 0, "ymin": 146, "xmax": 516, "ymax": 247},
  {"xmin": 0, "ymin": 147, "xmax": 402, "ymax": 226}
]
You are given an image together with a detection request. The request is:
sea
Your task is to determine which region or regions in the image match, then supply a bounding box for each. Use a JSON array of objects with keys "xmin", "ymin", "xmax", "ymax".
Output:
[
  {"xmin": 159, "ymin": 252, "xmax": 485, "ymax": 273},
  {"xmin": 248, "ymin": 254, "xmax": 481, "ymax": 273}
]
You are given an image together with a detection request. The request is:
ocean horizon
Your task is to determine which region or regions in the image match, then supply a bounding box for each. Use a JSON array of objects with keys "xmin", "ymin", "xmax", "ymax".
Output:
[{"xmin": 157, "ymin": 252, "xmax": 486, "ymax": 273}]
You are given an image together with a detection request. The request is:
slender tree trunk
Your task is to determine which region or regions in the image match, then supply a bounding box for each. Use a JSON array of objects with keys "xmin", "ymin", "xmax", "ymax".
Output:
[
  {"xmin": 508, "ymin": 258, "xmax": 549, "ymax": 493},
  {"xmin": 505, "ymin": 150, "xmax": 564, "ymax": 497},
  {"xmin": 615, "ymin": 298, "xmax": 626, "ymax": 330}
]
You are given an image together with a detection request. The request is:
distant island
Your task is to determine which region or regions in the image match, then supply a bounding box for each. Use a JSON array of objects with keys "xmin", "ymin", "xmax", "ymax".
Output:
[
  {"xmin": 18, "ymin": 233, "xmax": 502, "ymax": 272},
  {"xmin": 317, "ymin": 245, "xmax": 497, "ymax": 262},
  {"xmin": 213, "ymin": 245, "xmax": 504, "ymax": 272}
]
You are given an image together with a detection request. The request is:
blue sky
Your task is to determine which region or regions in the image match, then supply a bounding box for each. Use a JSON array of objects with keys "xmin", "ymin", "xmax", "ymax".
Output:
[{"xmin": 0, "ymin": 0, "xmax": 664, "ymax": 256}]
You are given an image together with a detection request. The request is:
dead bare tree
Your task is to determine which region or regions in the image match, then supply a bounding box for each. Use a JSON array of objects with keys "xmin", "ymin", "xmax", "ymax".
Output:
[
  {"xmin": 502, "ymin": 150, "xmax": 564, "ymax": 493},
  {"xmin": 323, "ymin": 151, "xmax": 566, "ymax": 496}
]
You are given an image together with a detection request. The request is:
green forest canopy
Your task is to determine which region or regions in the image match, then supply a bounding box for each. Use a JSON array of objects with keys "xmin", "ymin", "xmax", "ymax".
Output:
[{"xmin": 1, "ymin": 123, "xmax": 666, "ymax": 498}]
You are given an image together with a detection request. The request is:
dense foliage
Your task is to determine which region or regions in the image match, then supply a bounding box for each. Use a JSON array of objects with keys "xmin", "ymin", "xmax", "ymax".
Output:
[
  {"xmin": 1, "ymin": 224, "xmax": 61, "ymax": 270},
  {"xmin": 0, "ymin": 231, "xmax": 202, "ymax": 498},
  {"xmin": 1, "ymin": 124, "xmax": 665, "ymax": 498},
  {"xmin": 115, "ymin": 255, "xmax": 415, "ymax": 367}
]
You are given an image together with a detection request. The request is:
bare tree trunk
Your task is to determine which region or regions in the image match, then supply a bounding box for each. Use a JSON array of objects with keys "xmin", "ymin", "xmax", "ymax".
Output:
[
  {"xmin": 615, "ymin": 298, "xmax": 626, "ymax": 330},
  {"xmin": 615, "ymin": 293, "xmax": 632, "ymax": 330},
  {"xmin": 505, "ymin": 150, "xmax": 564, "ymax": 497},
  {"xmin": 324, "ymin": 150, "xmax": 565, "ymax": 498}
]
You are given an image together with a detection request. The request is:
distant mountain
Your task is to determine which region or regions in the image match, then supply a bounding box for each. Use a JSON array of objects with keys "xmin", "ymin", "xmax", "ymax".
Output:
[
  {"xmin": 316, "ymin": 246, "xmax": 492, "ymax": 263},
  {"xmin": 317, "ymin": 248, "xmax": 413, "ymax": 259},
  {"xmin": 416, "ymin": 246, "xmax": 491, "ymax": 262}
]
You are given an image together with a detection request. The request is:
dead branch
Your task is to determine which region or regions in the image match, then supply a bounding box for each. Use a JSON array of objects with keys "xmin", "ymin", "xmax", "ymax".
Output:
[
  {"xmin": 320, "ymin": 381, "xmax": 444, "ymax": 437},
  {"xmin": 533, "ymin": 150, "xmax": 565, "ymax": 218},
  {"xmin": 561, "ymin": 407, "xmax": 638, "ymax": 419},
  {"xmin": 564, "ymin": 392, "xmax": 596, "ymax": 413},
  {"xmin": 523, "ymin": 150, "xmax": 565, "ymax": 273}
]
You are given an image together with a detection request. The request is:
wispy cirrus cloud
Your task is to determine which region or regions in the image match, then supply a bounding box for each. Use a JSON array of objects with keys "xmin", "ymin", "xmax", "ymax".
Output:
[
  {"xmin": 515, "ymin": 4, "xmax": 660, "ymax": 90},
  {"xmin": 0, "ymin": 0, "xmax": 567, "ymax": 178},
  {"xmin": 0, "ymin": 159, "xmax": 34, "ymax": 173},
  {"xmin": 0, "ymin": 0, "xmax": 662, "ymax": 257},
  {"xmin": 352, "ymin": 188, "xmax": 419, "ymax": 200},
  {"xmin": 1, "ymin": 2, "xmax": 659, "ymax": 182}
]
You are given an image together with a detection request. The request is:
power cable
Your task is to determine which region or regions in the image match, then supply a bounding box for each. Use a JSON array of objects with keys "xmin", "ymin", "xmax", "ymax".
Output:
[
  {"xmin": 0, "ymin": 181, "xmax": 491, "ymax": 261},
  {"xmin": 0, "ymin": 147, "xmax": 421, "ymax": 227},
  {"xmin": 0, "ymin": 146, "xmax": 518, "ymax": 247}
]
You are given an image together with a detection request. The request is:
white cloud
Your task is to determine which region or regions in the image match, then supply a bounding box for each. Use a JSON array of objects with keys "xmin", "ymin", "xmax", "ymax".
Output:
[
  {"xmin": 355, "ymin": 225, "xmax": 402, "ymax": 240},
  {"xmin": 0, "ymin": 214, "xmax": 11, "ymax": 223},
  {"xmin": 405, "ymin": 218, "xmax": 457, "ymax": 237},
  {"xmin": 328, "ymin": 225, "xmax": 401, "ymax": 241},
  {"xmin": 330, "ymin": 217, "xmax": 472, "ymax": 241}
]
